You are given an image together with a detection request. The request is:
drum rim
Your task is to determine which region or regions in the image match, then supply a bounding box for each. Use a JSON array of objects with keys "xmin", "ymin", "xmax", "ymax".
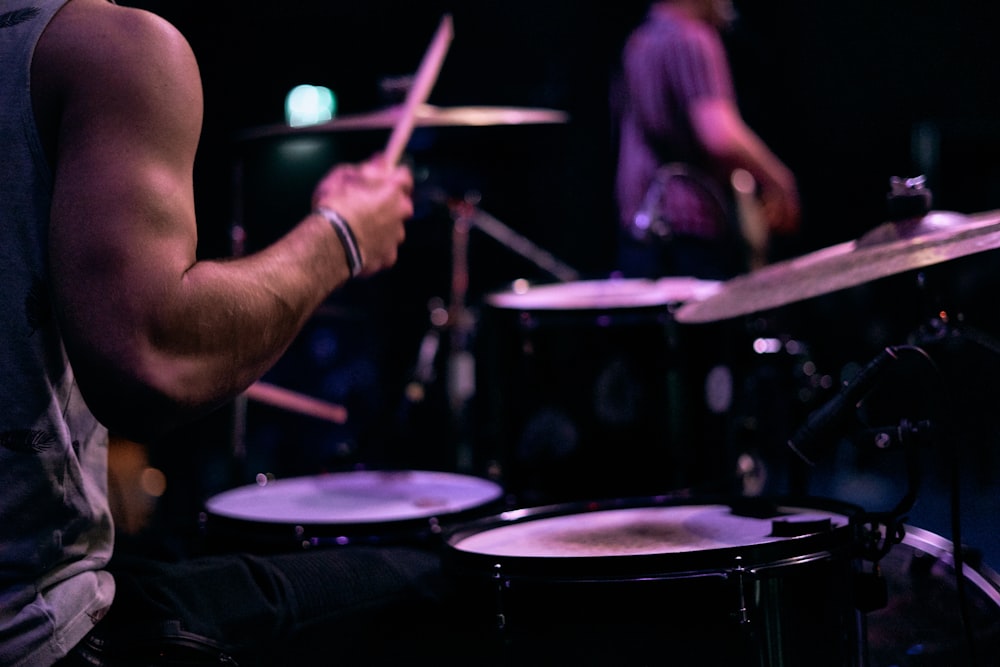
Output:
[
  {"xmin": 485, "ymin": 277, "xmax": 722, "ymax": 311},
  {"xmin": 203, "ymin": 469, "xmax": 504, "ymax": 526},
  {"xmin": 898, "ymin": 524, "xmax": 1000, "ymax": 607},
  {"xmin": 442, "ymin": 494, "xmax": 863, "ymax": 579}
]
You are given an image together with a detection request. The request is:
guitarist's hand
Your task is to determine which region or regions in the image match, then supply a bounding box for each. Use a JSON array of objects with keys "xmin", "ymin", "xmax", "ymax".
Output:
[{"xmin": 760, "ymin": 176, "xmax": 801, "ymax": 236}]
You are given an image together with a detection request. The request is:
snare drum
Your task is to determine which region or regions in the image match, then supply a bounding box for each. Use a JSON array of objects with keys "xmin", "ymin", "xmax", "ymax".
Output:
[
  {"xmin": 203, "ymin": 469, "xmax": 504, "ymax": 552},
  {"xmin": 475, "ymin": 277, "xmax": 731, "ymax": 505},
  {"xmin": 443, "ymin": 496, "xmax": 864, "ymax": 666}
]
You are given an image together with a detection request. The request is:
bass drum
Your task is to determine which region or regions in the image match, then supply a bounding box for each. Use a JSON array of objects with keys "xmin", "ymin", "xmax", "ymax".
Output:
[
  {"xmin": 442, "ymin": 495, "xmax": 865, "ymax": 666},
  {"xmin": 474, "ymin": 277, "xmax": 731, "ymax": 506},
  {"xmin": 202, "ymin": 469, "xmax": 504, "ymax": 553},
  {"xmin": 866, "ymin": 525, "xmax": 1000, "ymax": 666}
]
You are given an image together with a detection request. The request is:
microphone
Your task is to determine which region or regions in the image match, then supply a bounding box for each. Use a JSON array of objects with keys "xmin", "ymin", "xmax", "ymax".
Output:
[{"xmin": 788, "ymin": 346, "xmax": 900, "ymax": 465}]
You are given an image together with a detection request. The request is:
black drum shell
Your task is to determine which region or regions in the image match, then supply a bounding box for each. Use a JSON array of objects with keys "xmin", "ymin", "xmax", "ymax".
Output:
[
  {"xmin": 442, "ymin": 495, "xmax": 865, "ymax": 667},
  {"xmin": 473, "ymin": 278, "xmax": 736, "ymax": 506}
]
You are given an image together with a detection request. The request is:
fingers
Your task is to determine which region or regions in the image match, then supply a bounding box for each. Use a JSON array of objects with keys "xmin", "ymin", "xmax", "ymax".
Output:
[
  {"xmin": 308, "ymin": 155, "xmax": 415, "ymax": 278},
  {"xmin": 313, "ymin": 157, "xmax": 412, "ymax": 212},
  {"xmin": 761, "ymin": 187, "xmax": 801, "ymax": 236},
  {"xmin": 362, "ymin": 153, "xmax": 414, "ymax": 196}
]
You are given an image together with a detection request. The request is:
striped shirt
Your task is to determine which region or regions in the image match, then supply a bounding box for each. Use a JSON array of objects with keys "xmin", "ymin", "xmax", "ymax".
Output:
[{"xmin": 615, "ymin": 7, "xmax": 737, "ymax": 241}]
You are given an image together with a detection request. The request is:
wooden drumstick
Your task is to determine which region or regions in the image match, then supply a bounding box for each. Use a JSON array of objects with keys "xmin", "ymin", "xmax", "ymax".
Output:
[
  {"xmin": 245, "ymin": 381, "xmax": 348, "ymax": 424},
  {"xmin": 384, "ymin": 14, "xmax": 454, "ymax": 165}
]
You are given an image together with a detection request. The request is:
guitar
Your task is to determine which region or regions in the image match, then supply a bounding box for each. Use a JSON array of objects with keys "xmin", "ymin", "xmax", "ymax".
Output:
[
  {"xmin": 628, "ymin": 164, "xmax": 771, "ymax": 270},
  {"xmin": 731, "ymin": 168, "xmax": 769, "ymax": 270}
]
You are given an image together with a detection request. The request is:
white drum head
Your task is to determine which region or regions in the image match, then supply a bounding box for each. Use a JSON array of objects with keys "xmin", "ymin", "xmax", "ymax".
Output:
[
  {"xmin": 451, "ymin": 504, "xmax": 850, "ymax": 558},
  {"xmin": 485, "ymin": 277, "xmax": 721, "ymax": 310},
  {"xmin": 205, "ymin": 470, "xmax": 503, "ymax": 525}
]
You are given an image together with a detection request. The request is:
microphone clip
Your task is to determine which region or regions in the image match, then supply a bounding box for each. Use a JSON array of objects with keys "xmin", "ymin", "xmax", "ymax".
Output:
[{"xmin": 787, "ymin": 345, "xmax": 901, "ymax": 465}]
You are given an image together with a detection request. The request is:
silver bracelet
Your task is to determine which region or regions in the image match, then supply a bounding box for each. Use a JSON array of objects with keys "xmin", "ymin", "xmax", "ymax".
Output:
[{"xmin": 315, "ymin": 207, "xmax": 363, "ymax": 278}]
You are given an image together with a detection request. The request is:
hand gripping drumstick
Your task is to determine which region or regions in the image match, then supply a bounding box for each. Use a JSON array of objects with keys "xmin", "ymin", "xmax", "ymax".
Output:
[
  {"xmin": 242, "ymin": 19, "xmax": 452, "ymax": 426},
  {"xmin": 245, "ymin": 381, "xmax": 348, "ymax": 424},
  {"xmin": 384, "ymin": 14, "xmax": 454, "ymax": 165}
]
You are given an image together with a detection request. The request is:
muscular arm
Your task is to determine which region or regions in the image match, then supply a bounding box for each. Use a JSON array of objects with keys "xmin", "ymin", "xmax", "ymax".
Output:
[{"xmin": 35, "ymin": 0, "xmax": 410, "ymax": 440}]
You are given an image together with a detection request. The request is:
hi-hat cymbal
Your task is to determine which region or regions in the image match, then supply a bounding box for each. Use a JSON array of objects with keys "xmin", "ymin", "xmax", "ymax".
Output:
[
  {"xmin": 675, "ymin": 209, "xmax": 1000, "ymax": 324},
  {"xmin": 239, "ymin": 103, "xmax": 570, "ymax": 141}
]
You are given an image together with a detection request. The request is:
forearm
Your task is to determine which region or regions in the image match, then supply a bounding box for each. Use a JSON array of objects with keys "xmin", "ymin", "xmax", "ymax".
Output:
[
  {"xmin": 729, "ymin": 128, "xmax": 793, "ymax": 191},
  {"xmin": 692, "ymin": 99, "xmax": 794, "ymax": 192},
  {"xmin": 62, "ymin": 211, "xmax": 349, "ymax": 441},
  {"xmin": 164, "ymin": 211, "xmax": 348, "ymax": 392}
]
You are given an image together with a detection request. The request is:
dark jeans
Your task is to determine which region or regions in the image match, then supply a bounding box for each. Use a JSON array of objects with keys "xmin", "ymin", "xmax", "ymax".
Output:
[{"xmin": 57, "ymin": 545, "xmax": 480, "ymax": 667}]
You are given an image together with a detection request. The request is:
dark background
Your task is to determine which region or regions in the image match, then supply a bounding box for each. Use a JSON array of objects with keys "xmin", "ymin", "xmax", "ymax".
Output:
[
  {"xmin": 131, "ymin": 0, "xmax": 1000, "ymax": 262},
  {"xmin": 121, "ymin": 0, "xmax": 1000, "ymax": 571}
]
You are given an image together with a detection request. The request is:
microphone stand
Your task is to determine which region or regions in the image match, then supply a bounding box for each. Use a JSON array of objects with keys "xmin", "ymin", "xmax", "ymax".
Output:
[
  {"xmin": 851, "ymin": 417, "xmax": 934, "ymax": 564},
  {"xmin": 794, "ymin": 311, "xmax": 996, "ymax": 664},
  {"xmin": 907, "ymin": 314, "xmax": 1000, "ymax": 666}
]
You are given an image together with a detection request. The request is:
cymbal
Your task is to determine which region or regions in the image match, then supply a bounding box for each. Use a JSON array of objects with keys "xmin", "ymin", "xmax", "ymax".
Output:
[
  {"xmin": 675, "ymin": 209, "xmax": 1000, "ymax": 324},
  {"xmin": 239, "ymin": 103, "xmax": 570, "ymax": 141}
]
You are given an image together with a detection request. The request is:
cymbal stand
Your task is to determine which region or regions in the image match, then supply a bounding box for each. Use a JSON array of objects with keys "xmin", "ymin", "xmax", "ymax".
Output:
[
  {"xmin": 453, "ymin": 198, "xmax": 582, "ymax": 284},
  {"xmin": 443, "ymin": 192, "xmax": 583, "ymax": 390},
  {"xmin": 446, "ymin": 196, "xmax": 476, "ymax": 416},
  {"xmin": 430, "ymin": 192, "xmax": 582, "ymax": 469}
]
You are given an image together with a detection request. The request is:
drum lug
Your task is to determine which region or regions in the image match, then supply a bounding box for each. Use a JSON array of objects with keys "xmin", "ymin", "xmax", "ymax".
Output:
[
  {"xmin": 293, "ymin": 525, "xmax": 309, "ymax": 550},
  {"xmin": 492, "ymin": 563, "xmax": 507, "ymax": 632},
  {"xmin": 731, "ymin": 556, "xmax": 752, "ymax": 626}
]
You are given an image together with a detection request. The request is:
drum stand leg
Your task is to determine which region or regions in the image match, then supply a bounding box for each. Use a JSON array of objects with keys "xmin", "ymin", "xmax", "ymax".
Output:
[{"xmin": 420, "ymin": 191, "xmax": 583, "ymax": 473}]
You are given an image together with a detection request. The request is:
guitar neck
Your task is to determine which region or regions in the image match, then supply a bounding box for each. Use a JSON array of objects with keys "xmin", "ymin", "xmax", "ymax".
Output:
[{"xmin": 731, "ymin": 168, "xmax": 769, "ymax": 270}]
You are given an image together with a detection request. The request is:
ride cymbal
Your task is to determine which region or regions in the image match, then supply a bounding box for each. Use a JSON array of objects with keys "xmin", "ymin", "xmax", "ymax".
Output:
[
  {"xmin": 675, "ymin": 209, "xmax": 1000, "ymax": 323},
  {"xmin": 239, "ymin": 103, "xmax": 570, "ymax": 141}
]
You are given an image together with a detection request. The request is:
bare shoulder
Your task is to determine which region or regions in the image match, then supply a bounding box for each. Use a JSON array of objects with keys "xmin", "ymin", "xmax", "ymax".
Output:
[
  {"xmin": 35, "ymin": 0, "xmax": 201, "ymax": 117},
  {"xmin": 34, "ymin": 0, "xmax": 202, "ymax": 162},
  {"xmin": 42, "ymin": 0, "xmax": 194, "ymax": 70}
]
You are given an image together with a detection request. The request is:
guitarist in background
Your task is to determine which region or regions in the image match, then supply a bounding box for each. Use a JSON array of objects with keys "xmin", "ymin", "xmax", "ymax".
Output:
[{"xmin": 614, "ymin": 0, "xmax": 801, "ymax": 280}]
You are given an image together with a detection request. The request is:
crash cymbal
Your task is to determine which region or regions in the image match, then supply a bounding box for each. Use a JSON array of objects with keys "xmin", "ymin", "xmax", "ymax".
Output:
[
  {"xmin": 239, "ymin": 103, "xmax": 570, "ymax": 141},
  {"xmin": 675, "ymin": 209, "xmax": 1000, "ymax": 324}
]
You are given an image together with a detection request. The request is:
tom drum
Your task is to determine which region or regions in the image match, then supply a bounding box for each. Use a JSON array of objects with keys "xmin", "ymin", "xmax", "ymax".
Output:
[
  {"xmin": 203, "ymin": 469, "xmax": 504, "ymax": 552},
  {"xmin": 475, "ymin": 277, "xmax": 730, "ymax": 505},
  {"xmin": 443, "ymin": 495, "xmax": 865, "ymax": 666}
]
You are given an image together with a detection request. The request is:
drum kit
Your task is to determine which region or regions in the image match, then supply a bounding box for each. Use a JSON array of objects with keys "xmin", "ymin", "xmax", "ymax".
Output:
[
  {"xmin": 210, "ymin": 117, "xmax": 1000, "ymax": 664},
  {"xmin": 198, "ymin": 18, "xmax": 1000, "ymax": 667}
]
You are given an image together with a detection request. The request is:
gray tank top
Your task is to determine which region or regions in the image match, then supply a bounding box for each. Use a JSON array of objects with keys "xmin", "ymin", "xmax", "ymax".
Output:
[{"xmin": 0, "ymin": 1, "xmax": 115, "ymax": 664}]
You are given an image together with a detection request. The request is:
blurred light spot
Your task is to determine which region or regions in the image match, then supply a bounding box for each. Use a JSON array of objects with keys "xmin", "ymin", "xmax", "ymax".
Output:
[
  {"xmin": 285, "ymin": 84, "xmax": 336, "ymax": 127},
  {"xmin": 753, "ymin": 337, "xmax": 783, "ymax": 354}
]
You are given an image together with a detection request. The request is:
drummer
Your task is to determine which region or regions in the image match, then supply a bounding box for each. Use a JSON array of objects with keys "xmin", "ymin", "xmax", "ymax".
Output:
[
  {"xmin": 613, "ymin": 0, "xmax": 801, "ymax": 280},
  {"xmin": 1, "ymin": 1, "xmax": 462, "ymax": 665}
]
